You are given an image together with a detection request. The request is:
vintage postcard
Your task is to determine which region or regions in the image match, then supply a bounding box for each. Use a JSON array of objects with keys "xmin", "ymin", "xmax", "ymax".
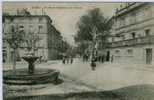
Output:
[{"xmin": 2, "ymin": 1, "xmax": 154, "ymax": 100}]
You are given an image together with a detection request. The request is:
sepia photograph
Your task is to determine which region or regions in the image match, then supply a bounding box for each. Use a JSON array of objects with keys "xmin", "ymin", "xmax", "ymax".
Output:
[{"xmin": 2, "ymin": 1, "xmax": 154, "ymax": 100}]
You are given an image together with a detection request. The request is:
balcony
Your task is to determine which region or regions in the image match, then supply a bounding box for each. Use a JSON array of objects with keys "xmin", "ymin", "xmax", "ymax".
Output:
[
  {"xmin": 108, "ymin": 36, "xmax": 154, "ymax": 48},
  {"xmin": 116, "ymin": 3, "xmax": 145, "ymax": 17}
]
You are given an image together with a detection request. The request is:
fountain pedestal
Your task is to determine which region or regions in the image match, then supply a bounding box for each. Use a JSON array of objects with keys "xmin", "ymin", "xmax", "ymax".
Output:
[{"xmin": 22, "ymin": 56, "xmax": 39, "ymax": 74}]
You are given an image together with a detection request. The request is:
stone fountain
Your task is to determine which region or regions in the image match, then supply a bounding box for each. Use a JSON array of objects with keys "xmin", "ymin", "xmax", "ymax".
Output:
[
  {"xmin": 3, "ymin": 32, "xmax": 61, "ymax": 85},
  {"xmin": 22, "ymin": 54, "xmax": 39, "ymax": 74},
  {"xmin": 3, "ymin": 53, "xmax": 60, "ymax": 85}
]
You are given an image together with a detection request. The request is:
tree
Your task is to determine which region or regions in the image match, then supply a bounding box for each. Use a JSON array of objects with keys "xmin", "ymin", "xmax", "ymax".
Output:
[
  {"xmin": 74, "ymin": 8, "xmax": 112, "ymax": 55},
  {"xmin": 24, "ymin": 32, "xmax": 41, "ymax": 56},
  {"xmin": 75, "ymin": 41, "xmax": 90, "ymax": 56},
  {"xmin": 61, "ymin": 40, "xmax": 70, "ymax": 54},
  {"xmin": 6, "ymin": 25, "xmax": 25, "ymax": 73}
]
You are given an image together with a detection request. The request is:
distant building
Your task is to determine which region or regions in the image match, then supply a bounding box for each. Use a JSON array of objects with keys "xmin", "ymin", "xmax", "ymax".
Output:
[
  {"xmin": 3, "ymin": 14, "xmax": 63, "ymax": 62},
  {"xmin": 107, "ymin": 3, "xmax": 154, "ymax": 64}
]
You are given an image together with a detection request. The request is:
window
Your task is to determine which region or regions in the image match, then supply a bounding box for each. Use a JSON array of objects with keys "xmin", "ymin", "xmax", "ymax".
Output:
[
  {"xmin": 19, "ymin": 25, "xmax": 24, "ymax": 28},
  {"xmin": 119, "ymin": 17, "xmax": 125, "ymax": 27},
  {"xmin": 121, "ymin": 35, "xmax": 125, "ymax": 40},
  {"xmin": 127, "ymin": 49, "xmax": 133, "ymax": 55},
  {"xmin": 19, "ymin": 25, "xmax": 24, "ymax": 32},
  {"xmin": 38, "ymin": 25, "xmax": 43, "ymax": 33},
  {"xmin": 10, "ymin": 18, "xmax": 14, "ymax": 22},
  {"xmin": 131, "ymin": 32, "xmax": 136, "ymax": 39},
  {"xmin": 3, "ymin": 50, "xmax": 7, "ymax": 62},
  {"xmin": 112, "ymin": 37, "xmax": 115, "ymax": 42},
  {"xmin": 145, "ymin": 29, "xmax": 150, "ymax": 36},
  {"xmin": 130, "ymin": 12, "xmax": 137, "ymax": 24},
  {"xmin": 115, "ymin": 50, "xmax": 120, "ymax": 54},
  {"xmin": 3, "ymin": 39, "xmax": 5, "ymax": 44},
  {"xmin": 2, "ymin": 24, "xmax": 5, "ymax": 33},
  {"xmin": 137, "ymin": 11, "xmax": 144, "ymax": 22},
  {"xmin": 38, "ymin": 17, "xmax": 43, "ymax": 22},
  {"xmin": 121, "ymin": 17, "xmax": 125, "ymax": 26},
  {"xmin": 29, "ymin": 25, "xmax": 33, "ymax": 33},
  {"xmin": 115, "ymin": 50, "xmax": 120, "ymax": 57},
  {"xmin": 144, "ymin": 7, "xmax": 152, "ymax": 19},
  {"xmin": 29, "ymin": 25, "xmax": 33, "ymax": 28},
  {"xmin": 20, "ymin": 18, "xmax": 24, "ymax": 23},
  {"xmin": 11, "ymin": 25, "xmax": 15, "ymax": 32},
  {"xmin": 39, "ymin": 25, "xmax": 43, "ymax": 29},
  {"xmin": 29, "ymin": 17, "xmax": 33, "ymax": 21},
  {"xmin": 3, "ymin": 18, "xmax": 5, "ymax": 23},
  {"xmin": 120, "ymin": 17, "xmax": 125, "ymax": 27},
  {"xmin": 6, "ymin": 18, "xmax": 13, "ymax": 23},
  {"xmin": 137, "ymin": 34, "xmax": 142, "ymax": 37}
]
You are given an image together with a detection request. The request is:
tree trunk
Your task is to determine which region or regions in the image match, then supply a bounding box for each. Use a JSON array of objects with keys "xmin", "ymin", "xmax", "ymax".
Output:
[{"xmin": 13, "ymin": 49, "xmax": 16, "ymax": 74}]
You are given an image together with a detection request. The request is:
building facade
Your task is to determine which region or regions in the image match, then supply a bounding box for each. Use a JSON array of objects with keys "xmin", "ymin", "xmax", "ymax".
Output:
[
  {"xmin": 3, "ymin": 14, "xmax": 63, "ymax": 62},
  {"xmin": 107, "ymin": 3, "xmax": 154, "ymax": 64}
]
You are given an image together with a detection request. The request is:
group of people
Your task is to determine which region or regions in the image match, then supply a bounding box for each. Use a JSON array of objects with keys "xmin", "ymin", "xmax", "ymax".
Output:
[
  {"xmin": 62, "ymin": 56, "xmax": 73, "ymax": 64},
  {"xmin": 82, "ymin": 54, "xmax": 89, "ymax": 62},
  {"xmin": 82, "ymin": 53, "xmax": 109, "ymax": 71},
  {"xmin": 82, "ymin": 54, "xmax": 107, "ymax": 63}
]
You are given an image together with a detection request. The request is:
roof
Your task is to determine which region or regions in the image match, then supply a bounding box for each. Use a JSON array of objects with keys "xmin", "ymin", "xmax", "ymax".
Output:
[
  {"xmin": 115, "ymin": 3, "xmax": 147, "ymax": 17},
  {"xmin": 3, "ymin": 14, "xmax": 52, "ymax": 23}
]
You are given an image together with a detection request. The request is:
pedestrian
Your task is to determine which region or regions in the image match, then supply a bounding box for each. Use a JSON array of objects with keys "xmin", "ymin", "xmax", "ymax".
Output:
[
  {"xmin": 39, "ymin": 56, "xmax": 42, "ymax": 63},
  {"xmin": 101, "ymin": 55, "xmax": 104, "ymax": 63},
  {"xmin": 90, "ymin": 57, "xmax": 96, "ymax": 71},
  {"xmin": 86, "ymin": 54, "xmax": 89, "ymax": 62},
  {"xmin": 70, "ymin": 56, "xmax": 73, "ymax": 64},
  {"xmin": 83, "ymin": 54, "xmax": 86, "ymax": 62},
  {"xmin": 66, "ymin": 56, "xmax": 69, "ymax": 64},
  {"xmin": 111, "ymin": 55, "xmax": 114, "ymax": 63},
  {"xmin": 62, "ymin": 56, "xmax": 65, "ymax": 64}
]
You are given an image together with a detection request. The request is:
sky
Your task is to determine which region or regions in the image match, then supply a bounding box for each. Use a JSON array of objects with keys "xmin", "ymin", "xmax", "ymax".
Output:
[{"xmin": 3, "ymin": 2, "xmax": 122, "ymax": 45}]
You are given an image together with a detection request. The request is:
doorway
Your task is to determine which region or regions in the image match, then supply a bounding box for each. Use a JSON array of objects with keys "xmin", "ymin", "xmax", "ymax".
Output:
[{"xmin": 146, "ymin": 48, "xmax": 152, "ymax": 64}]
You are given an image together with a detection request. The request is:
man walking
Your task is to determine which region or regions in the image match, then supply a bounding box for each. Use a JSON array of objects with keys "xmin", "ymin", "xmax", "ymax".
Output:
[
  {"xmin": 70, "ymin": 56, "xmax": 73, "ymax": 64},
  {"xmin": 90, "ymin": 56, "xmax": 96, "ymax": 70}
]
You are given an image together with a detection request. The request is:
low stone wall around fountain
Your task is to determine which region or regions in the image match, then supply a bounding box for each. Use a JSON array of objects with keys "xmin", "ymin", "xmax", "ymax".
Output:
[{"xmin": 3, "ymin": 69, "xmax": 60, "ymax": 85}]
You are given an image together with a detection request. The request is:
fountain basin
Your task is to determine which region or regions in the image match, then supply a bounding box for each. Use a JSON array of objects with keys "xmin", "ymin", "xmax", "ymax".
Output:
[
  {"xmin": 22, "ymin": 56, "xmax": 39, "ymax": 74},
  {"xmin": 3, "ymin": 69, "xmax": 60, "ymax": 85}
]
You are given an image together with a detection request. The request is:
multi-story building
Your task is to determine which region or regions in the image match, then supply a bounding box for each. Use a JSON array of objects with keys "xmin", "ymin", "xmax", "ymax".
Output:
[
  {"xmin": 107, "ymin": 3, "xmax": 154, "ymax": 64},
  {"xmin": 3, "ymin": 14, "xmax": 63, "ymax": 62}
]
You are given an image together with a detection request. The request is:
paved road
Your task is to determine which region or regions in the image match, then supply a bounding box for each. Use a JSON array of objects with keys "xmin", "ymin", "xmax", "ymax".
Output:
[
  {"xmin": 3, "ymin": 58, "xmax": 154, "ymax": 97},
  {"xmin": 3, "ymin": 59, "xmax": 154, "ymax": 99},
  {"xmin": 41, "ymin": 58, "xmax": 154, "ymax": 90}
]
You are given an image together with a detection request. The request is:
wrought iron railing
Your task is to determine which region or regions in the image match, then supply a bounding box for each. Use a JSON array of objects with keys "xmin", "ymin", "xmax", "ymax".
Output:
[{"xmin": 108, "ymin": 36, "xmax": 154, "ymax": 48}]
